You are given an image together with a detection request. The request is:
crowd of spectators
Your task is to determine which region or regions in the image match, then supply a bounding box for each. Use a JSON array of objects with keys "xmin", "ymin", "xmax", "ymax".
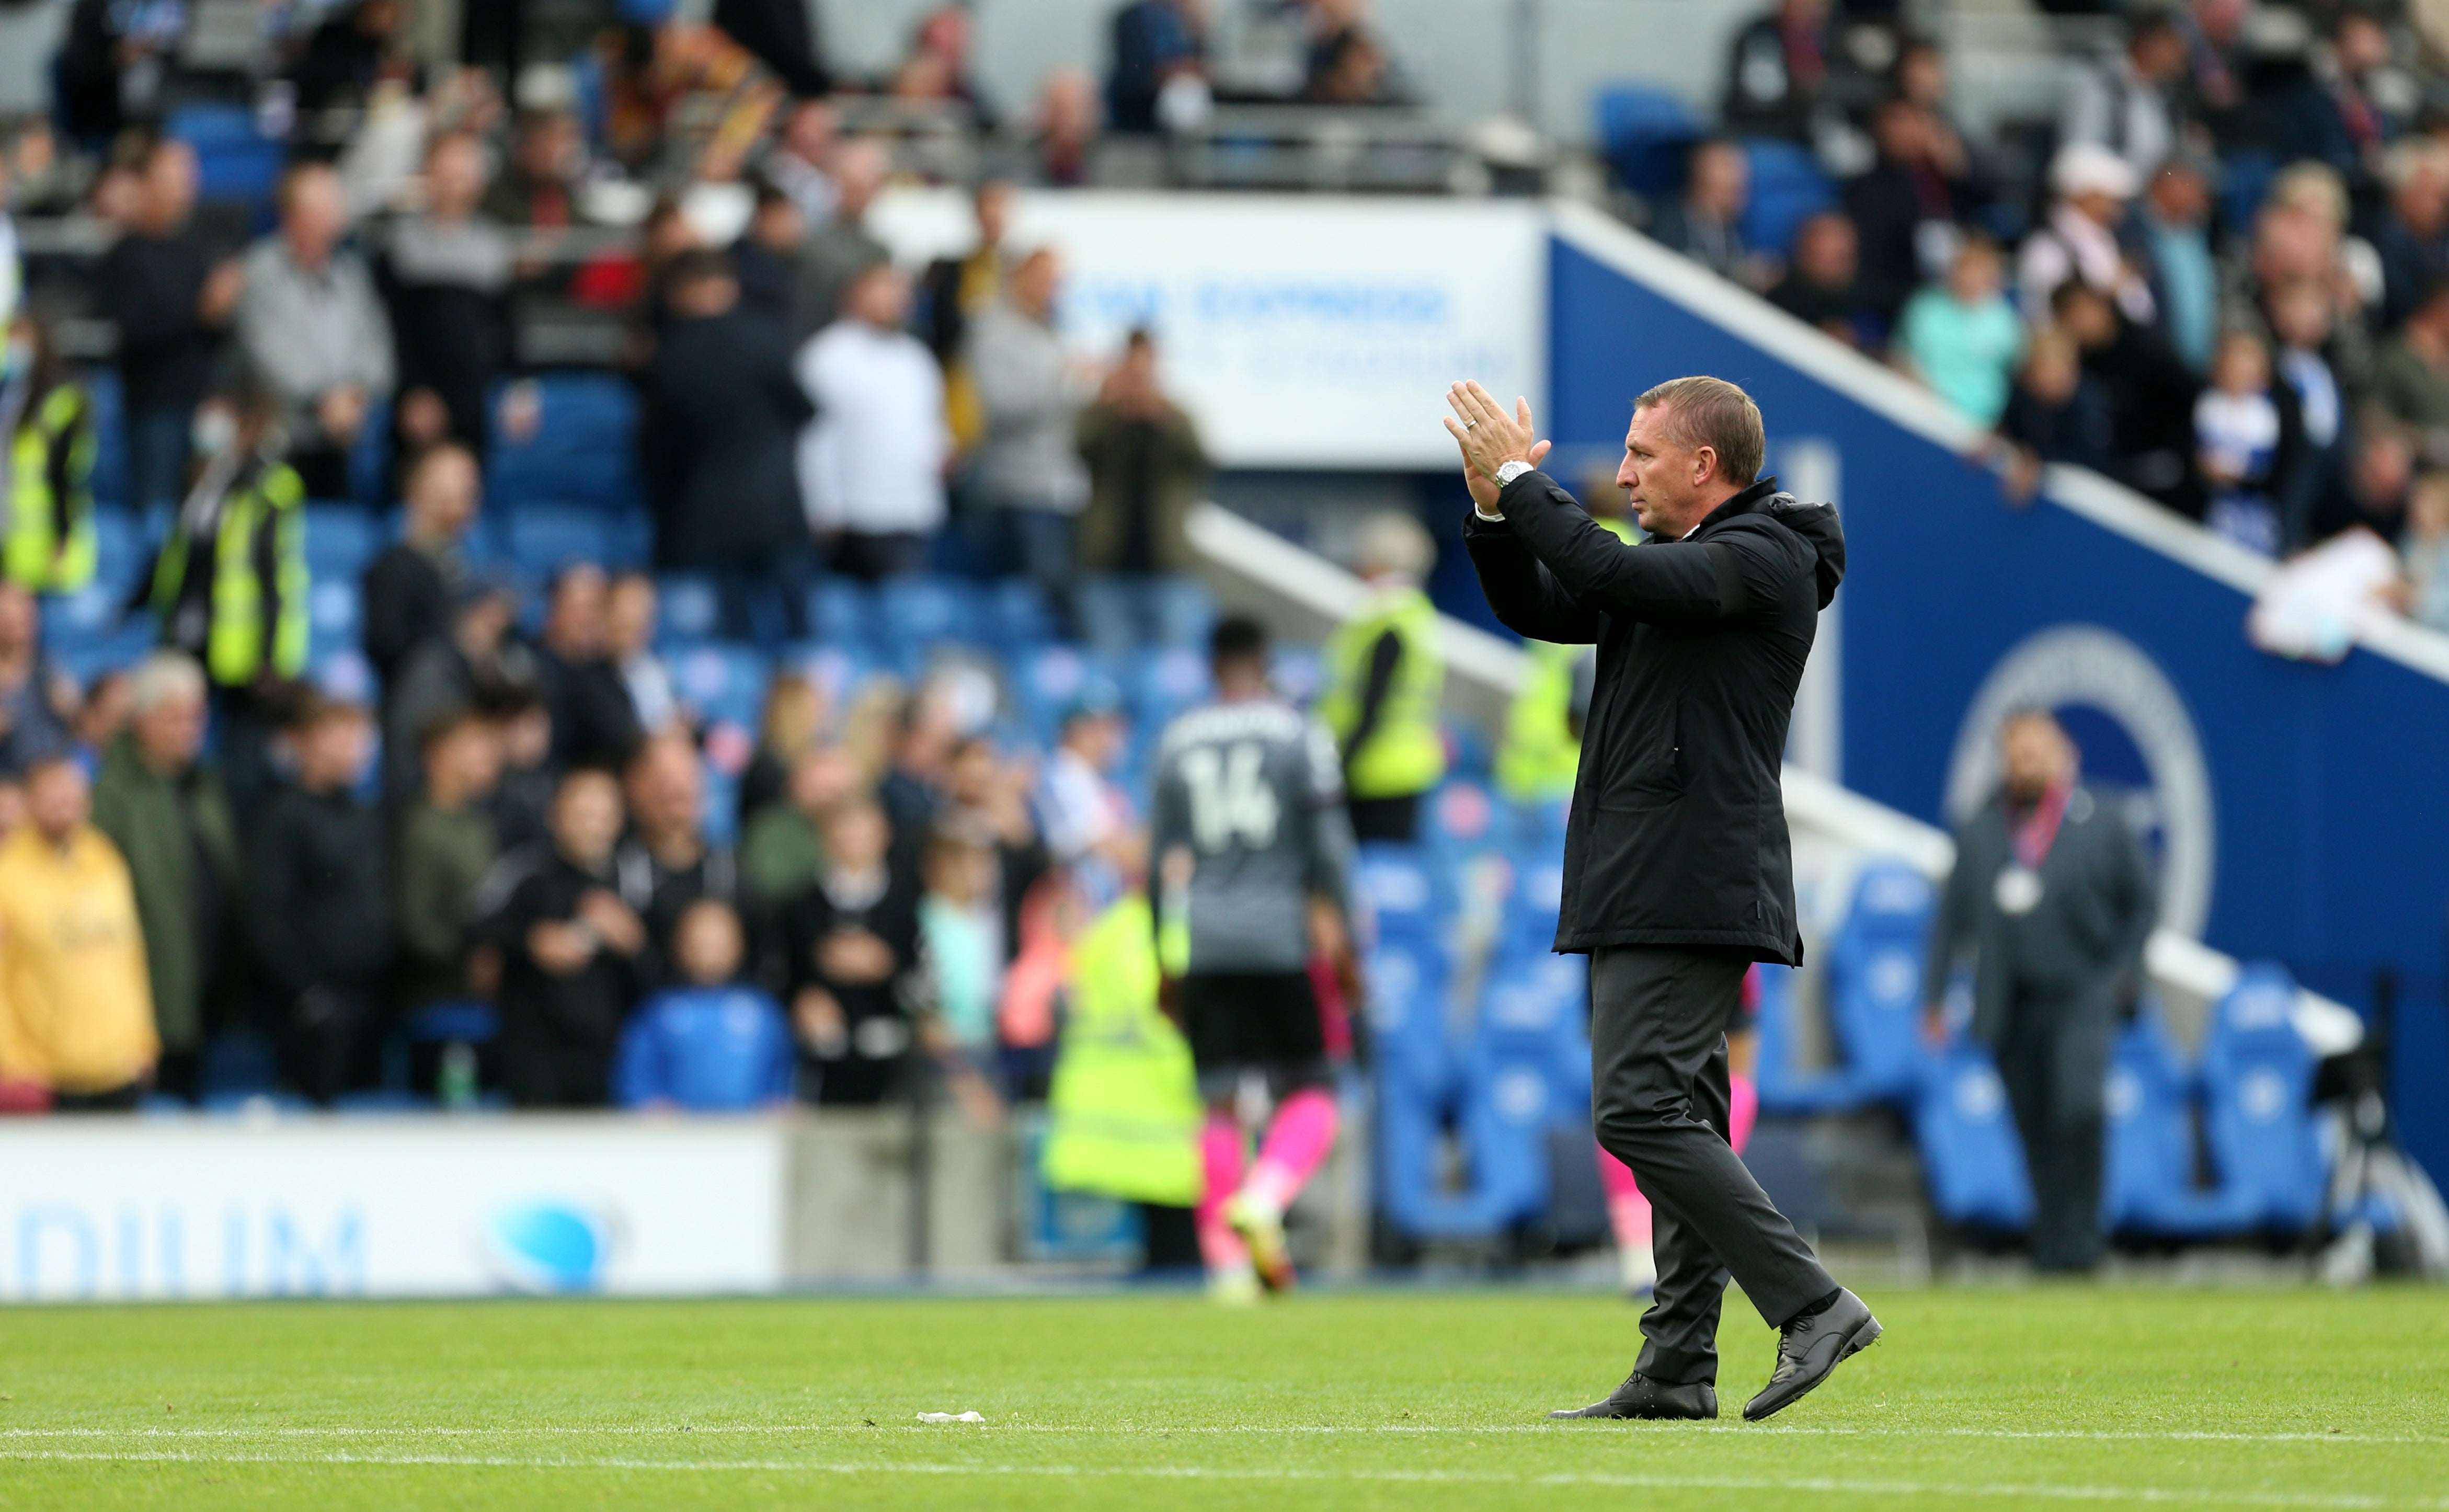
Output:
[
  {"xmin": 1643, "ymin": 0, "xmax": 2449, "ymax": 622},
  {"xmin": 0, "ymin": 0, "xmax": 1323, "ymax": 1115}
]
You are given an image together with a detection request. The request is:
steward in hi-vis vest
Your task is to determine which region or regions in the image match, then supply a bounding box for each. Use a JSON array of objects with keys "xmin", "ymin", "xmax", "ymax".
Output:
[
  {"xmin": 148, "ymin": 442, "xmax": 308, "ymax": 689},
  {"xmin": 1040, "ymin": 893, "xmax": 1204, "ymax": 1207},
  {"xmin": 5, "ymin": 371, "xmax": 98, "ymax": 594},
  {"xmin": 1317, "ymin": 510, "xmax": 1445, "ymax": 843}
]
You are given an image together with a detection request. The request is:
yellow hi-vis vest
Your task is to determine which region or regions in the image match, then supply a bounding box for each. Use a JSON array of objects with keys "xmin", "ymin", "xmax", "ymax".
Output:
[
  {"xmin": 7, "ymin": 382, "xmax": 97, "ymax": 593},
  {"xmin": 1495, "ymin": 639, "xmax": 1584, "ymax": 804},
  {"xmin": 150, "ymin": 459, "xmax": 310, "ymax": 687},
  {"xmin": 1040, "ymin": 894, "xmax": 1203, "ymax": 1206},
  {"xmin": 1318, "ymin": 583, "xmax": 1446, "ymax": 799}
]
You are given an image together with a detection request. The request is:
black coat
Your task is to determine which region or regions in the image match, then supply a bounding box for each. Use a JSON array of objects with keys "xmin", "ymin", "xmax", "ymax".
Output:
[
  {"xmin": 780, "ymin": 873, "xmax": 920, "ymax": 1105},
  {"xmin": 475, "ymin": 848, "xmax": 645, "ymax": 1106},
  {"xmin": 642, "ymin": 308, "xmax": 815, "ymax": 569},
  {"xmin": 246, "ymin": 783, "xmax": 394, "ymax": 1000},
  {"xmin": 1466, "ymin": 473, "xmax": 1844, "ymax": 964},
  {"xmin": 359, "ymin": 540, "xmax": 456, "ymax": 691}
]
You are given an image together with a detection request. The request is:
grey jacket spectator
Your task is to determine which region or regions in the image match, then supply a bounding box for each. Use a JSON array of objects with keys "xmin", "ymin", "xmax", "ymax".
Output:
[
  {"xmin": 967, "ymin": 255, "xmax": 1090, "ymax": 517},
  {"xmin": 235, "ymin": 164, "xmax": 393, "ymax": 497},
  {"xmin": 2057, "ymin": 16, "xmax": 2188, "ymax": 184},
  {"xmin": 792, "ymin": 141, "xmax": 891, "ymax": 340}
]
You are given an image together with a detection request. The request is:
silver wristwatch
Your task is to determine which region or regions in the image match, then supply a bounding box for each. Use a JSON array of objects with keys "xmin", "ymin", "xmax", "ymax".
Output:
[{"xmin": 1494, "ymin": 459, "xmax": 1536, "ymax": 487}]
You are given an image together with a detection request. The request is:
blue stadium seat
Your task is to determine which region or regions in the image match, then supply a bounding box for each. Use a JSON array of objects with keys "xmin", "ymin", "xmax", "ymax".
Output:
[
  {"xmin": 1913, "ymin": 1039, "xmax": 2035, "ymax": 1232},
  {"xmin": 656, "ymin": 572, "xmax": 722, "ymax": 644},
  {"xmin": 1126, "ymin": 645, "xmax": 1210, "ymax": 735},
  {"xmin": 311, "ymin": 647, "xmax": 376, "ymax": 706},
  {"xmin": 304, "ymin": 505, "xmax": 383, "ymax": 581},
  {"xmin": 309, "ymin": 576, "xmax": 362, "ymax": 661},
  {"xmin": 84, "ymin": 369, "xmax": 128, "ymax": 508},
  {"xmin": 1475, "ymin": 946, "xmax": 1592, "ymax": 1121},
  {"xmin": 1595, "ymin": 84, "xmax": 1706, "ymax": 199},
  {"xmin": 1820, "ymin": 860, "xmax": 1935, "ymax": 1104},
  {"xmin": 785, "ymin": 640, "xmax": 880, "ymax": 708},
  {"xmin": 199, "ymin": 1032, "xmax": 280, "ymax": 1098},
  {"xmin": 872, "ymin": 568, "xmax": 965, "ymax": 647},
  {"xmin": 486, "ymin": 375, "xmax": 642, "ymax": 511},
  {"xmin": 809, "ymin": 576, "xmax": 878, "ymax": 651},
  {"xmin": 671, "ymin": 640, "xmax": 770, "ymax": 732},
  {"xmin": 169, "ymin": 104, "xmax": 285, "ymax": 211},
  {"xmin": 347, "ymin": 395, "xmax": 392, "ymax": 506},
  {"xmin": 50, "ymin": 508, "xmax": 147, "ymax": 640},
  {"xmin": 1356, "ymin": 841, "xmax": 1445, "ymax": 947},
  {"xmin": 52, "ymin": 622, "xmax": 158, "ymax": 688},
  {"xmin": 2199, "ymin": 966, "xmax": 2327, "ymax": 1234},
  {"xmin": 1753, "ymin": 961, "xmax": 1857, "ymax": 1115},
  {"xmin": 404, "ymin": 1001, "xmax": 499, "ymax": 1045},
  {"xmin": 1738, "ymin": 139, "xmax": 1837, "ymax": 262},
  {"xmin": 1012, "ymin": 643, "xmax": 1100, "ymax": 741},
  {"xmin": 989, "ymin": 578, "xmax": 1056, "ymax": 647},
  {"xmin": 503, "ymin": 505, "xmax": 619, "ymax": 578},
  {"xmin": 1269, "ymin": 645, "xmax": 1322, "ymax": 703},
  {"xmin": 2102, "ymin": 1012, "xmax": 2257, "ymax": 1238}
]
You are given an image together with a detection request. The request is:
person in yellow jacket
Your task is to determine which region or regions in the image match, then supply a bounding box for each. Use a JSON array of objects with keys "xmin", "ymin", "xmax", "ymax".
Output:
[
  {"xmin": 1318, "ymin": 510, "xmax": 1446, "ymax": 842},
  {"xmin": 0, "ymin": 754, "xmax": 157, "ymax": 1108},
  {"xmin": 1041, "ymin": 890, "xmax": 1205, "ymax": 1215},
  {"xmin": 2, "ymin": 318, "xmax": 97, "ymax": 594}
]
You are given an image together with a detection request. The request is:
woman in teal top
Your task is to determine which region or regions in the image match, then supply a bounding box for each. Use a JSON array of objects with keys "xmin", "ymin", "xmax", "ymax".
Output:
[{"xmin": 1899, "ymin": 237, "xmax": 2027, "ymax": 426}]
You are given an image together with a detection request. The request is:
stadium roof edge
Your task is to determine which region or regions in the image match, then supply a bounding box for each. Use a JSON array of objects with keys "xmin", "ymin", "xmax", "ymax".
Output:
[{"xmin": 1545, "ymin": 198, "xmax": 2449, "ymax": 691}]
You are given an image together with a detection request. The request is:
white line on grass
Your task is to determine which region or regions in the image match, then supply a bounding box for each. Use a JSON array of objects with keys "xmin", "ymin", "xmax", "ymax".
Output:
[
  {"xmin": 2, "ymin": 1424, "xmax": 2436, "ymax": 1447},
  {"xmin": 1, "ymin": 1447, "xmax": 2435, "ymax": 1509}
]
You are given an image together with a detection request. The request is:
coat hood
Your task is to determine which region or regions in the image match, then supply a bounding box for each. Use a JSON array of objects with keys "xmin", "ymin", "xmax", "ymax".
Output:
[{"xmin": 1737, "ymin": 478, "xmax": 1846, "ymax": 611}]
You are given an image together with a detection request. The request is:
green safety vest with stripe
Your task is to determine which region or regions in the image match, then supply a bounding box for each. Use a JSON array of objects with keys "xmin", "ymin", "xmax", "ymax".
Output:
[
  {"xmin": 1040, "ymin": 894, "xmax": 1204, "ymax": 1207},
  {"xmin": 1317, "ymin": 583, "xmax": 1446, "ymax": 799},
  {"xmin": 6, "ymin": 382, "xmax": 97, "ymax": 593},
  {"xmin": 149, "ymin": 457, "xmax": 310, "ymax": 687},
  {"xmin": 1493, "ymin": 518, "xmax": 1633, "ymax": 804}
]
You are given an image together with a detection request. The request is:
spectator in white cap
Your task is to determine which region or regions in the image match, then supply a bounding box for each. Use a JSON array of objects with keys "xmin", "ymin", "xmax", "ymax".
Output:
[{"xmin": 2019, "ymin": 142, "xmax": 2156, "ymax": 326}]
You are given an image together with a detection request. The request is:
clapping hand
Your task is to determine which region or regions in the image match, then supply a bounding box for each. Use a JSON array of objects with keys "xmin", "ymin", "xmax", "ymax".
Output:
[{"xmin": 1442, "ymin": 381, "xmax": 1551, "ymax": 512}]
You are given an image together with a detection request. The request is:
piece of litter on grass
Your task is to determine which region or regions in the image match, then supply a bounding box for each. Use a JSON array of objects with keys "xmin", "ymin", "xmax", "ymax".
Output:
[{"xmin": 915, "ymin": 1412, "xmax": 985, "ymax": 1425}]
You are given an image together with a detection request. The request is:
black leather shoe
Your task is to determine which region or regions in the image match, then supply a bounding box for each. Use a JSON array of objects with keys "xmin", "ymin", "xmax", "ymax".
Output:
[
  {"xmin": 1548, "ymin": 1372, "xmax": 1718, "ymax": 1421},
  {"xmin": 1742, "ymin": 1288, "xmax": 1881, "ymax": 1422}
]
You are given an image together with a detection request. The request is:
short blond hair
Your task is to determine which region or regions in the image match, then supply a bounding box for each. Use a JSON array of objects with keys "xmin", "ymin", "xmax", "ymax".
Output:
[{"xmin": 1634, "ymin": 375, "xmax": 1766, "ymax": 487}]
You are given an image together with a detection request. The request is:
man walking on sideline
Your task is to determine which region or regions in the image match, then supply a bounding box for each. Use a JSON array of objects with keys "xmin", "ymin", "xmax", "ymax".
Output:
[
  {"xmin": 1447, "ymin": 376, "xmax": 1877, "ymax": 1422},
  {"xmin": 1923, "ymin": 708, "xmax": 2154, "ymax": 1275}
]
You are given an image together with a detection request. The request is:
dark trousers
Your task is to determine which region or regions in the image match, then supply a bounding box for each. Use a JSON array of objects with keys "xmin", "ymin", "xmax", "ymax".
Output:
[
  {"xmin": 827, "ymin": 530, "xmax": 929, "ymax": 583},
  {"xmin": 281, "ymin": 984, "xmax": 388, "ymax": 1106},
  {"xmin": 1591, "ymin": 945, "xmax": 1835, "ymax": 1385},
  {"xmin": 1996, "ymin": 987, "xmax": 2113, "ymax": 1273}
]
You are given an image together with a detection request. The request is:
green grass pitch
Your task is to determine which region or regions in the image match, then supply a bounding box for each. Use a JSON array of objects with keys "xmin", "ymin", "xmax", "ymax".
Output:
[{"xmin": 2, "ymin": 1286, "xmax": 2444, "ymax": 1510}]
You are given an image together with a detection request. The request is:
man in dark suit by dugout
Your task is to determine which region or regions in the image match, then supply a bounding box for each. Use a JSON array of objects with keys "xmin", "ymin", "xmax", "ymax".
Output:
[
  {"xmin": 1923, "ymin": 708, "xmax": 2156, "ymax": 1275},
  {"xmin": 1445, "ymin": 375, "xmax": 1880, "ymax": 1423}
]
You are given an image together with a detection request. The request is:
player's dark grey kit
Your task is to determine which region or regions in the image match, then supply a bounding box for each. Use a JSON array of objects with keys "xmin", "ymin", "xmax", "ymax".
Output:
[{"xmin": 1150, "ymin": 697, "xmax": 1356, "ymax": 1098}]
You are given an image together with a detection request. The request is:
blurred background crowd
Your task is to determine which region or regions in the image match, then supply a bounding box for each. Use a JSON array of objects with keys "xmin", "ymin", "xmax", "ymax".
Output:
[{"xmin": 0, "ymin": 0, "xmax": 2435, "ymax": 1282}]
